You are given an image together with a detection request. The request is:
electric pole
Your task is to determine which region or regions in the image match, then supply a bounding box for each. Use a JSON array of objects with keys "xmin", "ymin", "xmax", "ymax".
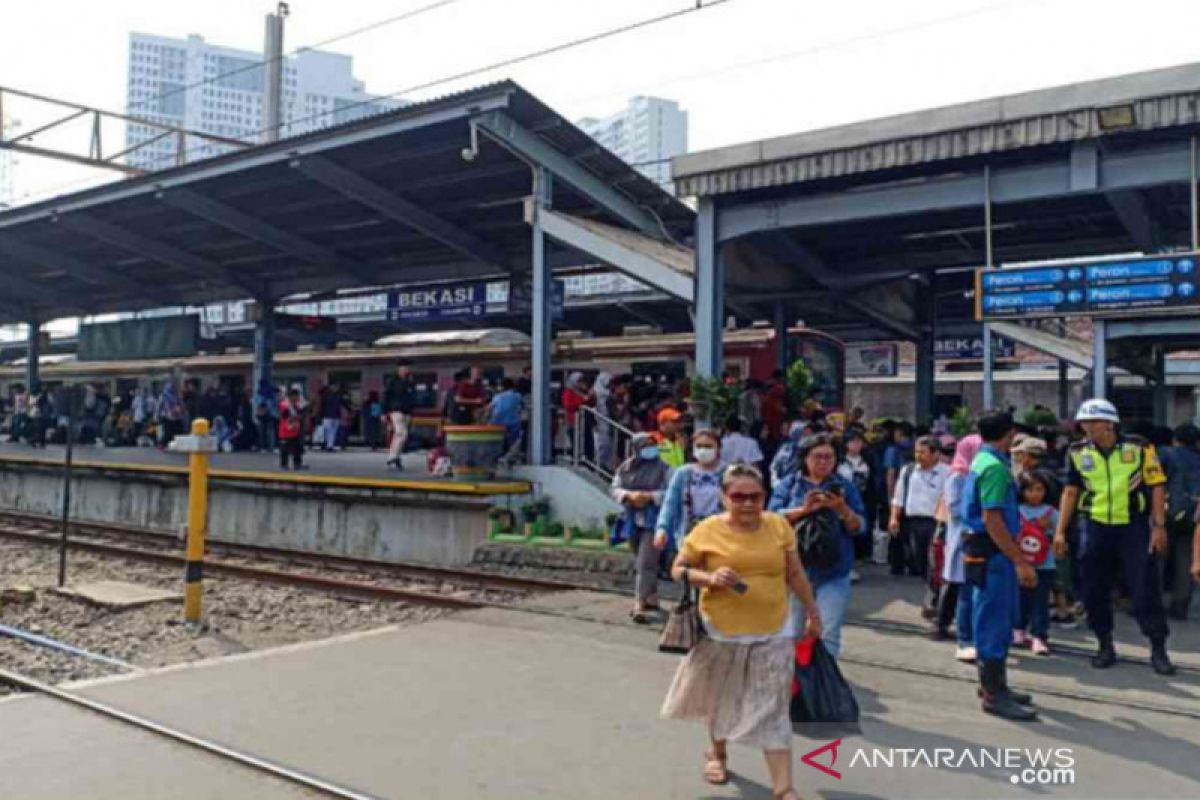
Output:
[{"xmin": 263, "ymin": 3, "xmax": 289, "ymax": 143}]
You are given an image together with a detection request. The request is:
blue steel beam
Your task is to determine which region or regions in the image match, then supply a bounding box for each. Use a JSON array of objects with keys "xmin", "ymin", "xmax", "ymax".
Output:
[
  {"xmin": 0, "ymin": 234, "xmax": 171, "ymax": 302},
  {"xmin": 756, "ymin": 232, "xmax": 922, "ymax": 340},
  {"xmin": 56, "ymin": 214, "xmax": 267, "ymax": 299},
  {"xmin": 472, "ymin": 111, "xmax": 662, "ymax": 238},
  {"xmin": 0, "ymin": 91, "xmax": 513, "ymax": 231},
  {"xmin": 161, "ymin": 189, "xmax": 381, "ymax": 286},
  {"xmin": 718, "ymin": 140, "xmax": 1193, "ymax": 243},
  {"xmin": 295, "ymin": 156, "xmax": 511, "ymax": 272},
  {"xmin": 694, "ymin": 198, "xmax": 724, "ymax": 379}
]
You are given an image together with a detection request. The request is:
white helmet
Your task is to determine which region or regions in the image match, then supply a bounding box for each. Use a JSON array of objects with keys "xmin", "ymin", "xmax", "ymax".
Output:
[{"xmin": 1075, "ymin": 398, "xmax": 1119, "ymax": 424}]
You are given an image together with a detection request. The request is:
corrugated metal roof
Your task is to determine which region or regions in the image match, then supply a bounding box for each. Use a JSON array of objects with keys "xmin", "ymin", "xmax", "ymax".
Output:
[{"xmin": 674, "ymin": 62, "xmax": 1200, "ymax": 198}]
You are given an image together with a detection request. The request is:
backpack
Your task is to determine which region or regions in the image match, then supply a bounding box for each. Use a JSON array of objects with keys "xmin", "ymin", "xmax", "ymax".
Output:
[
  {"xmin": 794, "ymin": 507, "xmax": 842, "ymax": 571},
  {"xmin": 1017, "ymin": 508, "xmax": 1053, "ymax": 566}
]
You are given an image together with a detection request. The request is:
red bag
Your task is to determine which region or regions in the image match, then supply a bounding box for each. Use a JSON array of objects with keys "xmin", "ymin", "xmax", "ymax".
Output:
[{"xmin": 1018, "ymin": 509, "xmax": 1053, "ymax": 566}]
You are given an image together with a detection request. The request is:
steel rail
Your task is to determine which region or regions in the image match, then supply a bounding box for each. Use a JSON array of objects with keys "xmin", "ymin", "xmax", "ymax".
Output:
[
  {"xmin": 0, "ymin": 666, "xmax": 383, "ymax": 799},
  {"xmin": 0, "ymin": 510, "xmax": 573, "ymax": 594},
  {"xmin": 0, "ymin": 623, "xmax": 137, "ymax": 672},
  {"xmin": 0, "ymin": 526, "xmax": 487, "ymax": 610}
]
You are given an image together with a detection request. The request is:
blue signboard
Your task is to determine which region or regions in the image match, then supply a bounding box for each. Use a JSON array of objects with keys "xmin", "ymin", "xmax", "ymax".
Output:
[
  {"xmin": 387, "ymin": 283, "xmax": 489, "ymax": 322},
  {"xmin": 977, "ymin": 255, "xmax": 1199, "ymax": 320}
]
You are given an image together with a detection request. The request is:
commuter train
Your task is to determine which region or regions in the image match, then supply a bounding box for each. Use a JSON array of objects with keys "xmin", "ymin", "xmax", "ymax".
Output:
[{"xmin": 0, "ymin": 326, "xmax": 845, "ymax": 432}]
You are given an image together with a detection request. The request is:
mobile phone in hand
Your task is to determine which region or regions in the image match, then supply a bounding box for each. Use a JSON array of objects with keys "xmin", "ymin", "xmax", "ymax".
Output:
[{"xmin": 732, "ymin": 581, "xmax": 749, "ymax": 595}]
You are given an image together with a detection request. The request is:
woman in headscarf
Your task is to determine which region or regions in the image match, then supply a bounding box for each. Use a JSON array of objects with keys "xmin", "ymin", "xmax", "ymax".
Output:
[
  {"xmin": 611, "ymin": 431, "xmax": 671, "ymax": 623},
  {"xmin": 592, "ymin": 371, "xmax": 615, "ymax": 470},
  {"xmin": 939, "ymin": 433, "xmax": 982, "ymax": 662}
]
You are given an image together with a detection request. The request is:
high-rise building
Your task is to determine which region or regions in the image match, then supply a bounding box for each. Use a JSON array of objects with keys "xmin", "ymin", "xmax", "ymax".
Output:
[
  {"xmin": 0, "ymin": 119, "xmax": 17, "ymax": 208},
  {"xmin": 576, "ymin": 96, "xmax": 688, "ymax": 190},
  {"xmin": 125, "ymin": 33, "xmax": 403, "ymax": 171}
]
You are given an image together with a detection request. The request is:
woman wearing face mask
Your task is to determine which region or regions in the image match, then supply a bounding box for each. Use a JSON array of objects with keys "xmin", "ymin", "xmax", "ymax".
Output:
[
  {"xmin": 612, "ymin": 432, "xmax": 672, "ymax": 623},
  {"xmin": 770, "ymin": 433, "xmax": 866, "ymax": 658},
  {"xmin": 655, "ymin": 430, "xmax": 725, "ymax": 553}
]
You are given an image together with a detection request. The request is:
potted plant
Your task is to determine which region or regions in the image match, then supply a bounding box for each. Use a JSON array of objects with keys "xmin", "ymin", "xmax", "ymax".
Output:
[
  {"xmin": 688, "ymin": 376, "xmax": 742, "ymax": 426},
  {"xmin": 786, "ymin": 359, "xmax": 813, "ymax": 411},
  {"xmin": 950, "ymin": 406, "xmax": 974, "ymax": 438}
]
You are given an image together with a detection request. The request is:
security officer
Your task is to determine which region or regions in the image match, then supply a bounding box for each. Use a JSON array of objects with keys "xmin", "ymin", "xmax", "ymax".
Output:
[
  {"xmin": 1054, "ymin": 398, "xmax": 1174, "ymax": 675},
  {"xmin": 961, "ymin": 409, "xmax": 1039, "ymax": 721}
]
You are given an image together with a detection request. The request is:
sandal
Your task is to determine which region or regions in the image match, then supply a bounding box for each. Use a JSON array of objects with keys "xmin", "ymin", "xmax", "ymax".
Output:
[
  {"xmin": 773, "ymin": 789, "xmax": 803, "ymax": 800},
  {"xmin": 630, "ymin": 610, "xmax": 650, "ymax": 625},
  {"xmin": 703, "ymin": 751, "xmax": 729, "ymax": 785}
]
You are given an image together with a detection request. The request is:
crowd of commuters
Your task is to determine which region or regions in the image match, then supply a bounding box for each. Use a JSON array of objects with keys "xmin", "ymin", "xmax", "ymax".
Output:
[{"xmin": 603, "ymin": 384, "xmax": 1200, "ymax": 790}]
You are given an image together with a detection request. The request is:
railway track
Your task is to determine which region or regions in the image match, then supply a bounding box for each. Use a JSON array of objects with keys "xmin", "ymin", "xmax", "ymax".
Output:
[
  {"xmin": 2, "ymin": 510, "xmax": 1196, "ymax": 722},
  {"xmin": 0, "ymin": 509, "xmax": 578, "ymax": 604},
  {"xmin": 0, "ymin": 666, "xmax": 382, "ymax": 799}
]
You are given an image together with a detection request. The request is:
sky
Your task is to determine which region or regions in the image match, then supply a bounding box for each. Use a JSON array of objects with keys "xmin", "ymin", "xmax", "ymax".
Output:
[{"xmin": 5, "ymin": 0, "xmax": 1200, "ymax": 206}]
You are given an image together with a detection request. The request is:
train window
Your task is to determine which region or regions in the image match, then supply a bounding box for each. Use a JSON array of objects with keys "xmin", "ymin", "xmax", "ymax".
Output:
[
  {"xmin": 413, "ymin": 372, "xmax": 439, "ymax": 409},
  {"xmin": 631, "ymin": 360, "xmax": 686, "ymax": 383}
]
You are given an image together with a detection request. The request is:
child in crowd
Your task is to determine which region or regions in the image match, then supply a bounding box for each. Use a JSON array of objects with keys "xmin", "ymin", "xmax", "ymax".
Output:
[{"xmin": 1015, "ymin": 471, "xmax": 1059, "ymax": 655}]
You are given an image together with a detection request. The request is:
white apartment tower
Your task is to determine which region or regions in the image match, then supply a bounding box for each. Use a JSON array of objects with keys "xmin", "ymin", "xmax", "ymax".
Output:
[
  {"xmin": 125, "ymin": 33, "xmax": 402, "ymax": 170},
  {"xmin": 577, "ymin": 96, "xmax": 688, "ymax": 190}
]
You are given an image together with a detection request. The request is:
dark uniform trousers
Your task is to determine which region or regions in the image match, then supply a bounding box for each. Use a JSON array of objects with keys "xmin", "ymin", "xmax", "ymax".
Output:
[{"xmin": 1080, "ymin": 517, "xmax": 1169, "ymax": 641}]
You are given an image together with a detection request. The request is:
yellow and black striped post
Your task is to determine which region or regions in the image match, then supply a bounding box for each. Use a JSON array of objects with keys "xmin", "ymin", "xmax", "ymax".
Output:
[{"xmin": 184, "ymin": 418, "xmax": 211, "ymax": 625}]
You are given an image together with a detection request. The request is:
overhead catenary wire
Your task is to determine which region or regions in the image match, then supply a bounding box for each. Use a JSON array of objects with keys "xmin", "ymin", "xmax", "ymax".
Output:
[
  {"xmin": 126, "ymin": 0, "xmax": 739, "ymax": 173},
  {"xmin": 10, "ymin": 0, "xmax": 474, "ymax": 204},
  {"xmin": 127, "ymin": 0, "xmax": 473, "ymax": 118}
]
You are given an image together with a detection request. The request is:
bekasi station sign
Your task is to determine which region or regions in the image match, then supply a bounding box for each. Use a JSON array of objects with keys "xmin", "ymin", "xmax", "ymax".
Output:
[{"xmin": 976, "ymin": 254, "xmax": 1199, "ymax": 321}]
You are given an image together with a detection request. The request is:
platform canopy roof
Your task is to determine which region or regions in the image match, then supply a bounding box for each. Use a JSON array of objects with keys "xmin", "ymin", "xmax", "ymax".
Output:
[
  {"xmin": 0, "ymin": 81, "xmax": 695, "ymax": 326},
  {"xmin": 673, "ymin": 61, "xmax": 1200, "ymax": 342}
]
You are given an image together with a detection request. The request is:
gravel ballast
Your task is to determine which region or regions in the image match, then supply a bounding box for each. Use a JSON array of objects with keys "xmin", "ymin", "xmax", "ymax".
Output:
[{"xmin": 0, "ymin": 539, "xmax": 452, "ymax": 693}]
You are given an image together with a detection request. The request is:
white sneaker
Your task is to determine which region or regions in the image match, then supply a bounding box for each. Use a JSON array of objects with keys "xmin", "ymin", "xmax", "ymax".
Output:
[
  {"xmin": 849, "ymin": 569, "xmax": 861, "ymax": 584},
  {"xmin": 955, "ymin": 646, "xmax": 977, "ymax": 663}
]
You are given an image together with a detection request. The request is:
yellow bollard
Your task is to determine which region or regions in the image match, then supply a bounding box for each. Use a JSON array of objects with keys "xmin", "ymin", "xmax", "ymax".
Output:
[{"xmin": 184, "ymin": 418, "xmax": 211, "ymax": 625}]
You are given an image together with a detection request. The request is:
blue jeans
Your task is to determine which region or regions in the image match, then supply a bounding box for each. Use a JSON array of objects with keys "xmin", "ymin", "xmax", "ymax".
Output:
[
  {"xmin": 793, "ymin": 573, "xmax": 853, "ymax": 659},
  {"xmin": 971, "ymin": 553, "xmax": 1018, "ymax": 662},
  {"xmin": 1018, "ymin": 569, "xmax": 1055, "ymax": 641},
  {"xmin": 954, "ymin": 582, "xmax": 975, "ymax": 646}
]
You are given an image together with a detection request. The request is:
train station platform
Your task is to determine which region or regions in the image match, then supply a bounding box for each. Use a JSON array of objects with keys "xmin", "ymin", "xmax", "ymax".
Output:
[
  {"xmin": 0, "ymin": 444, "xmax": 530, "ymax": 568},
  {"xmin": 1, "ymin": 586, "xmax": 1197, "ymax": 799}
]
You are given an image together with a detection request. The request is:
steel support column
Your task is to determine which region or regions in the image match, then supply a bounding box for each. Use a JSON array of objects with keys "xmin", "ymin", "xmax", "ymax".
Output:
[
  {"xmin": 529, "ymin": 168, "xmax": 554, "ymax": 466},
  {"xmin": 253, "ymin": 305, "xmax": 276, "ymax": 398},
  {"xmin": 982, "ymin": 324, "xmax": 995, "ymax": 409},
  {"xmin": 1058, "ymin": 359, "xmax": 1069, "ymax": 420},
  {"xmin": 774, "ymin": 301, "xmax": 789, "ymax": 374},
  {"xmin": 1153, "ymin": 346, "xmax": 1169, "ymax": 425},
  {"xmin": 694, "ymin": 198, "xmax": 724, "ymax": 379},
  {"xmin": 915, "ymin": 330, "xmax": 935, "ymax": 424},
  {"xmin": 982, "ymin": 164, "xmax": 996, "ymax": 411},
  {"xmin": 24, "ymin": 320, "xmax": 40, "ymax": 390},
  {"xmin": 1092, "ymin": 319, "xmax": 1107, "ymax": 400}
]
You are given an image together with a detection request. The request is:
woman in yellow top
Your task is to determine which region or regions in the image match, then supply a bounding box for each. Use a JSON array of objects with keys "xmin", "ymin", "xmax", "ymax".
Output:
[{"xmin": 661, "ymin": 464, "xmax": 821, "ymax": 800}]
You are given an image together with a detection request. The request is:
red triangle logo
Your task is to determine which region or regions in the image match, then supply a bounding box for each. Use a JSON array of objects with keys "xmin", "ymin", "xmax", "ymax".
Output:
[{"xmin": 800, "ymin": 738, "xmax": 842, "ymax": 779}]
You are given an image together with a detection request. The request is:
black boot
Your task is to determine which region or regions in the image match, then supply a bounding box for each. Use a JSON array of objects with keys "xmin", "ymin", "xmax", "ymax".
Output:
[
  {"xmin": 979, "ymin": 661, "xmax": 1037, "ymax": 721},
  {"xmin": 975, "ymin": 663, "xmax": 1033, "ymax": 705},
  {"xmin": 1000, "ymin": 661, "xmax": 1033, "ymax": 705},
  {"xmin": 1091, "ymin": 633, "xmax": 1117, "ymax": 669},
  {"xmin": 1150, "ymin": 638, "xmax": 1176, "ymax": 676}
]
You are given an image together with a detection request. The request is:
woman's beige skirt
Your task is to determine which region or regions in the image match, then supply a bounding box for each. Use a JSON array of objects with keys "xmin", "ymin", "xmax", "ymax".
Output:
[{"xmin": 660, "ymin": 636, "xmax": 794, "ymax": 750}]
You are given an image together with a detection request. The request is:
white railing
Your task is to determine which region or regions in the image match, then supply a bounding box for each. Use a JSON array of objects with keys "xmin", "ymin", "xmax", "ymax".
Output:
[{"xmin": 573, "ymin": 404, "xmax": 636, "ymax": 482}]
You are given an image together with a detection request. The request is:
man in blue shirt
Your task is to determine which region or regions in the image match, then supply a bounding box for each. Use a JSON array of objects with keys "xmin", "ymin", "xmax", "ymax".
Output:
[
  {"xmin": 961, "ymin": 409, "xmax": 1038, "ymax": 721},
  {"xmin": 487, "ymin": 378, "xmax": 524, "ymax": 457}
]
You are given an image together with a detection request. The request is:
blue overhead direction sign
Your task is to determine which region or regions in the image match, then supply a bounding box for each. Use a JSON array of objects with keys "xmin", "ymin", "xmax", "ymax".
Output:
[{"xmin": 976, "ymin": 254, "xmax": 1200, "ymax": 320}]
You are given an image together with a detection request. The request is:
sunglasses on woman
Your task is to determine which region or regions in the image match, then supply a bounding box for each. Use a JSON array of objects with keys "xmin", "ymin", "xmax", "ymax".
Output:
[{"xmin": 727, "ymin": 491, "xmax": 764, "ymax": 504}]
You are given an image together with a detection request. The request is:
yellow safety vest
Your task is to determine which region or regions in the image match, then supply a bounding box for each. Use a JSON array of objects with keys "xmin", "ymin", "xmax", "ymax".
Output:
[{"xmin": 1069, "ymin": 438, "xmax": 1165, "ymax": 525}]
